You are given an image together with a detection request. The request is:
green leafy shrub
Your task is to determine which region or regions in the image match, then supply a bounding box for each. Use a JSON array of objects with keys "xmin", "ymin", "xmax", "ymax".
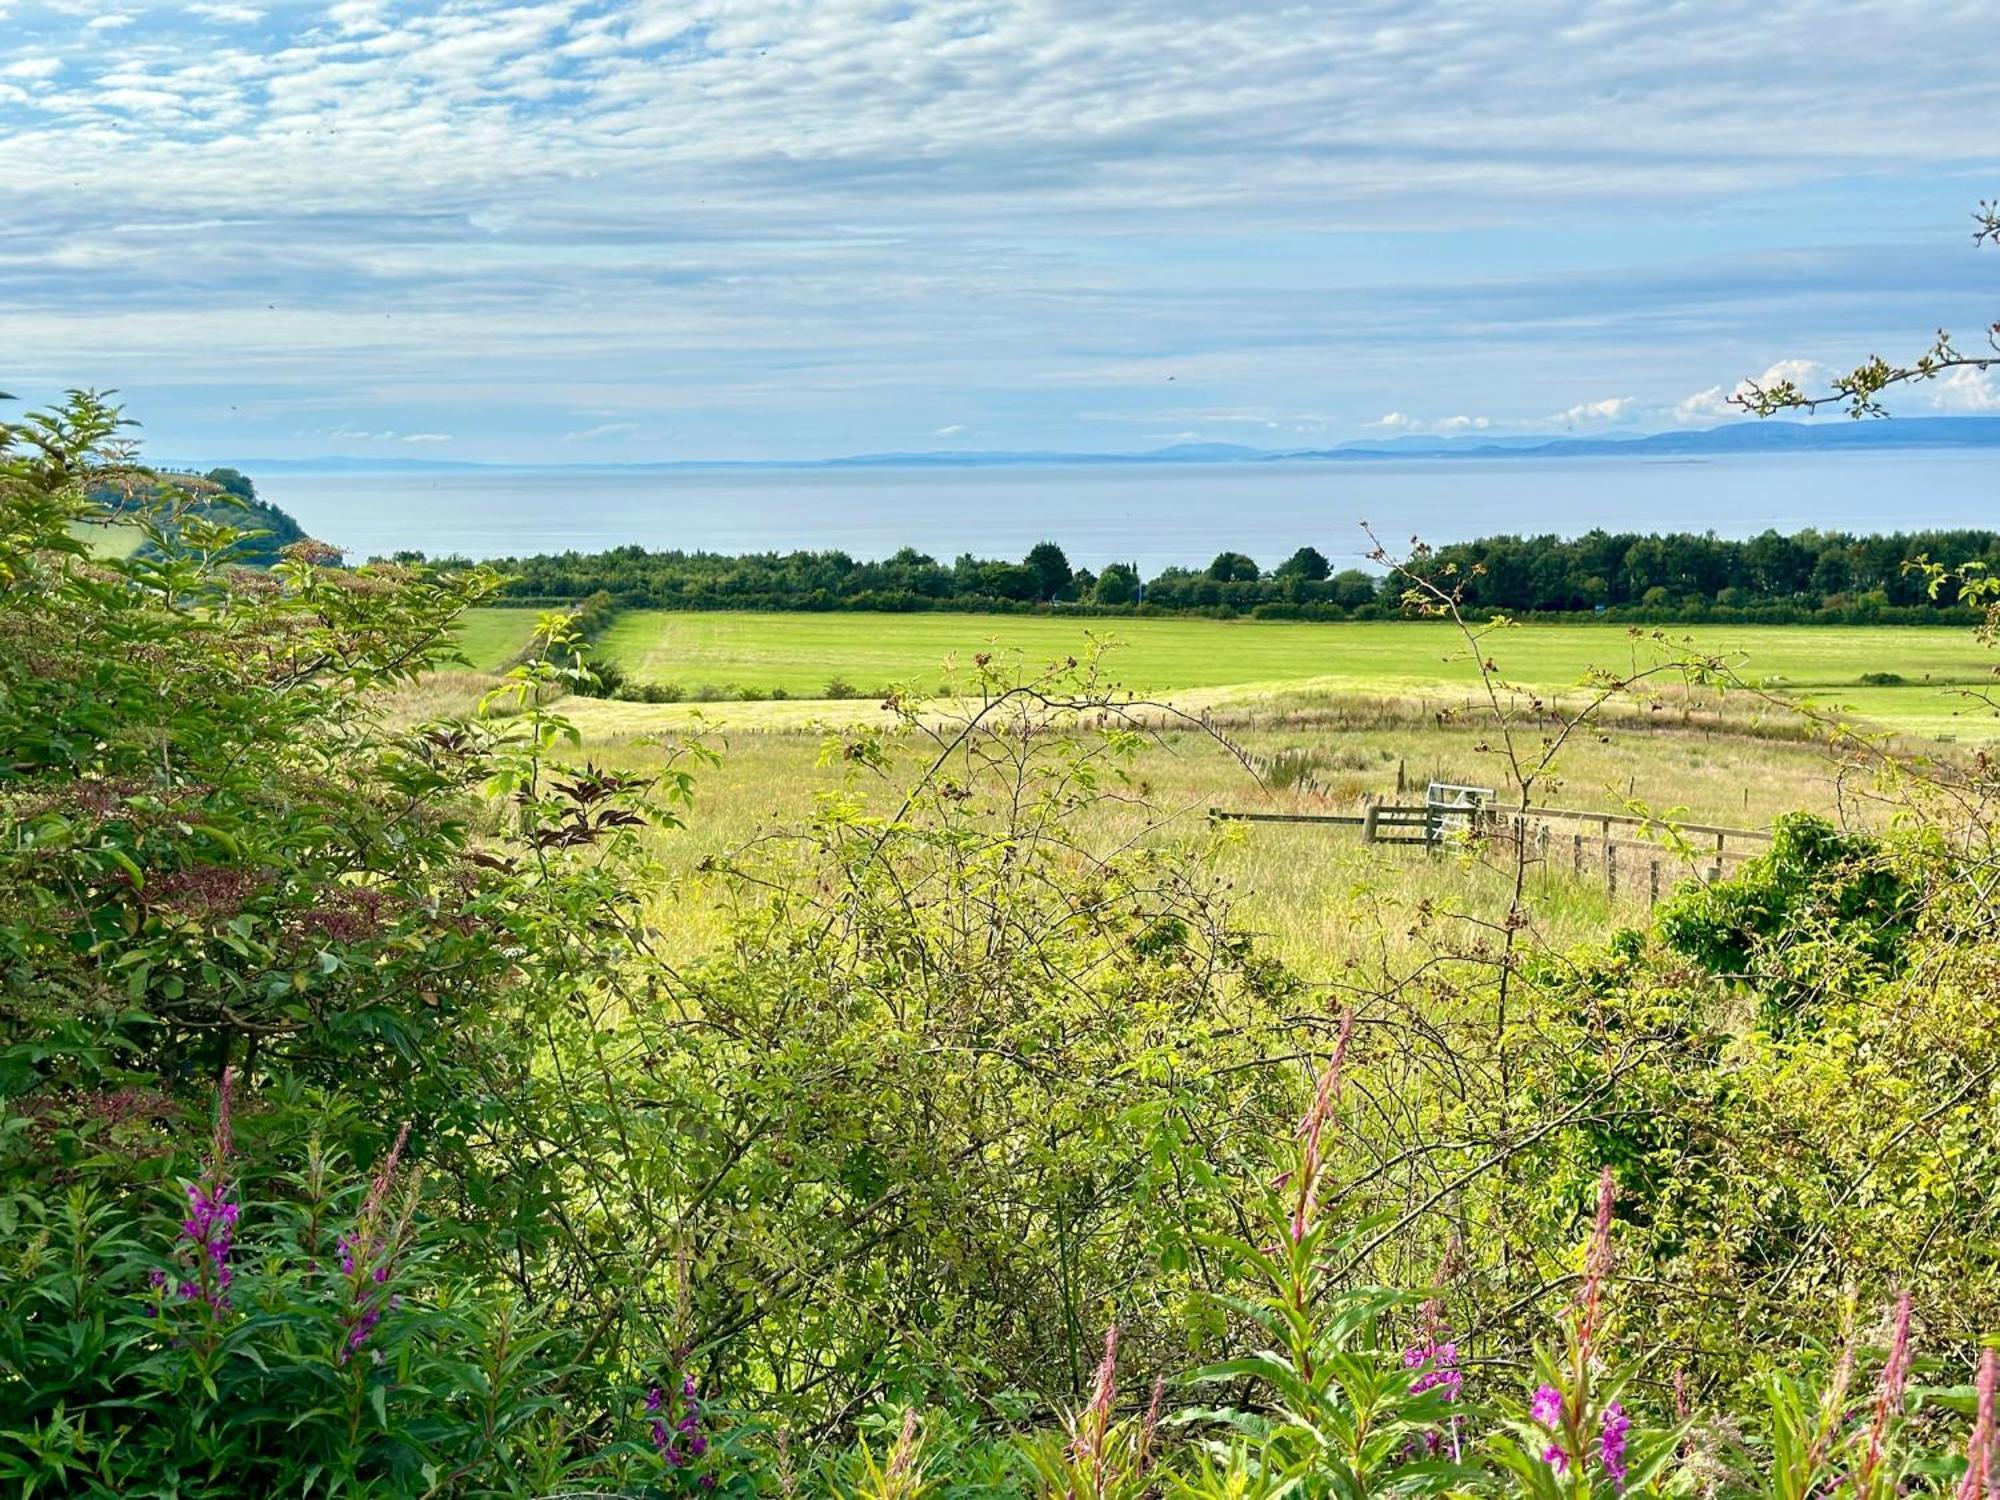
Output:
[{"xmin": 11, "ymin": 391, "xmax": 2000, "ymax": 1496}]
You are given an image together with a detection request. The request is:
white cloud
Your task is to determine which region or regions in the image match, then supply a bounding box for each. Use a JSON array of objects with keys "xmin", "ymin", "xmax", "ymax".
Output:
[
  {"xmin": 564, "ymin": 422, "xmax": 640, "ymax": 442},
  {"xmin": 326, "ymin": 0, "xmax": 390, "ymax": 36},
  {"xmin": 1674, "ymin": 360, "xmax": 1826, "ymax": 423},
  {"xmin": 1752, "ymin": 359, "xmax": 1823, "ymax": 391},
  {"xmin": 85, "ymin": 12, "xmax": 134, "ymax": 30},
  {"xmin": 1673, "ymin": 385, "xmax": 1734, "ymax": 424},
  {"xmin": 931, "ymin": 424, "xmax": 966, "ymax": 436},
  {"xmin": 1367, "ymin": 412, "xmax": 1492, "ymax": 434},
  {"xmin": 1928, "ymin": 366, "xmax": 2000, "ymax": 414},
  {"xmin": 1547, "ymin": 397, "xmax": 1636, "ymax": 427},
  {"xmin": 296, "ymin": 423, "xmax": 448, "ymax": 443},
  {"xmin": 6, "ymin": 0, "xmax": 1998, "ymax": 458}
]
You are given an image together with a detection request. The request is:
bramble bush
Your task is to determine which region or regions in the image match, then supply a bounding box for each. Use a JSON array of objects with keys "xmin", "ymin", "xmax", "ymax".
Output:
[{"xmin": 8, "ymin": 391, "xmax": 2000, "ymax": 1496}]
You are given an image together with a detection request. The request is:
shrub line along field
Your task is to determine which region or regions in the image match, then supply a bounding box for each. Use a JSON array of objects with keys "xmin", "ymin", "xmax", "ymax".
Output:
[{"xmin": 454, "ymin": 607, "xmax": 2000, "ymax": 740}]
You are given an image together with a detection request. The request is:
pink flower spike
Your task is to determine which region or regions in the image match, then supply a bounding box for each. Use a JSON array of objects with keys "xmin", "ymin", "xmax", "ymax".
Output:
[
  {"xmin": 1958, "ymin": 1347, "xmax": 1997, "ymax": 1500},
  {"xmin": 1860, "ymin": 1293, "xmax": 1914, "ymax": 1490}
]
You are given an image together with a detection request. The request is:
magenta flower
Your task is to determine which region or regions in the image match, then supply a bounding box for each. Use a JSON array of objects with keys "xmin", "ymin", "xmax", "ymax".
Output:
[
  {"xmin": 1405, "ymin": 1338, "xmax": 1463, "ymax": 1399},
  {"xmin": 155, "ymin": 1068, "xmax": 238, "ymax": 1315},
  {"xmin": 1600, "ymin": 1401, "xmax": 1630, "ymax": 1489},
  {"xmin": 334, "ymin": 1122, "xmax": 415, "ymax": 1363},
  {"xmin": 1404, "ymin": 1328, "xmax": 1465, "ymax": 1459},
  {"xmin": 1532, "ymin": 1382, "xmax": 1565, "ymax": 1428},
  {"xmin": 647, "ymin": 1369, "xmax": 714, "ymax": 1485},
  {"xmin": 1543, "ymin": 1443, "xmax": 1571, "ymax": 1475}
]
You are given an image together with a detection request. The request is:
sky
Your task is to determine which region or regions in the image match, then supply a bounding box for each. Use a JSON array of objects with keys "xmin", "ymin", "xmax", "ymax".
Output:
[{"xmin": 2, "ymin": 0, "xmax": 1996, "ymax": 463}]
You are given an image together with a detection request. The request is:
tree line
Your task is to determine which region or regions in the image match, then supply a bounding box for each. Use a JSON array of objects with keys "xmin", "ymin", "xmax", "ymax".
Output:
[{"xmin": 422, "ymin": 526, "xmax": 2000, "ymax": 623}]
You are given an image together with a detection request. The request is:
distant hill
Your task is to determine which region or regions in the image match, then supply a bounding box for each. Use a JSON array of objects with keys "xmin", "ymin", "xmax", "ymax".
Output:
[
  {"xmin": 174, "ymin": 416, "xmax": 2000, "ymax": 475},
  {"xmin": 1297, "ymin": 417, "xmax": 2000, "ymax": 461},
  {"xmin": 96, "ymin": 467, "xmax": 313, "ymax": 566}
]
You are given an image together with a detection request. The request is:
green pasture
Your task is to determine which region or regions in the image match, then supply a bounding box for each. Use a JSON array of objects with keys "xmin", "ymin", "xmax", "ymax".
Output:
[
  {"xmin": 453, "ymin": 607, "xmax": 539, "ymax": 671},
  {"xmin": 67, "ymin": 518, "xmax": 148, "ymax": 560},
  {"xmin": 588, "ymin": 610, "xmax": 1999, "ymax": 739}
]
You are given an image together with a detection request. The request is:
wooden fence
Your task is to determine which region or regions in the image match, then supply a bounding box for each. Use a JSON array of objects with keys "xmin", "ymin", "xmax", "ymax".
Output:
[{"xmin": 1210, "ymin": 800, "xmax": 1772, "ymax": 903}]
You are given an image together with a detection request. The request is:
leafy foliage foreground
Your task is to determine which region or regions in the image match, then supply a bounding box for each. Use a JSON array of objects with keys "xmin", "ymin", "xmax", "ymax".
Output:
[{"xmin": 5, "ymin": 393, "xmax": 2000, "ymax": 1496}]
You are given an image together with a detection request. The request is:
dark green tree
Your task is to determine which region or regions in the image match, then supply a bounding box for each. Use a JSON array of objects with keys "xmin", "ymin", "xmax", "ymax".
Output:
[
  {"xmin": 1274, "ymin": 545, "xmax": 1330, "ymax": 582},
  {"xmin": 1023, "ymin": 540, "xmax": 1074, "ymax": 601},
  {"xmin": 1329, "ymin": 569, "xmax": 1379, "ymax": 609},
  {"xmin": 204, "ymin": 466, "xmax": 257, "ymax": 501},
  {"xmin": 1206, "ymin": 550, "xmax": 1260, "ymax": 583},
  {"xmin": 1094, "ymin": 561, "xmax": 1141, "ymax": 605}
]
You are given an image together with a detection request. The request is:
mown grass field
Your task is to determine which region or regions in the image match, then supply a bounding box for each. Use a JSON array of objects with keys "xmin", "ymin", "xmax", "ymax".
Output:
[
  {"xmin": 407, "ymin": 608, "xmax": 1932, "ymax": 973},
  {"xmin": 453, "ymin": 608, "xmax": 539, "ymax": 671},
  {"xmin": 569, "ymin": 610, "xmax": 2000, "ymax": 740}
]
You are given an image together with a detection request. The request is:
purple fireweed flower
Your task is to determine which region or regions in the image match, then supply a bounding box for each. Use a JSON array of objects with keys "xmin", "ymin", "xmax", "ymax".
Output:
[
  {"xmin": 647, "ymin": 1370, "xmax": 714, "ymax": 1484},
  {"xmin": 334, "ymin": 1121, "xmax": 416, "ymax": 1363},
  {"xmin": 1543, "ymin": 1443, "xmax": 1571, "ymax": 1475},
  {"xmin": 1532, "ymin": 1383, "xmax": 1565, "ymax": 1428},
  {"xmin": 1600, "ymin": 1401, "xmax": 1630, "ymax": 1490},
  {"xmin": 1405, "ymin": 1339, "xmax": 1463, "ymax": 1400},
  {"xmin": 158, "ymin": 1068, "xmax": 238, "ymax": 1315},
  {"xmin": 1402, "ymin": 1305, "xmax": 1466, "ymax": 1461}
]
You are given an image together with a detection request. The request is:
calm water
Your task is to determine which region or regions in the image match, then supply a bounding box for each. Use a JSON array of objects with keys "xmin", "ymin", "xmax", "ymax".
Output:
[{"xmin": 260, "ymin": 450, "xmax": 1999, "ymax": 571}]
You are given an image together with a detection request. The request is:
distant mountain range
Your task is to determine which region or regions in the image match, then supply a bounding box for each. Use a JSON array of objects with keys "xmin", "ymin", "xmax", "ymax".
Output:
[{"xmin": 178, "ymin": 416, "xmax": 2000, "ymax": 475}]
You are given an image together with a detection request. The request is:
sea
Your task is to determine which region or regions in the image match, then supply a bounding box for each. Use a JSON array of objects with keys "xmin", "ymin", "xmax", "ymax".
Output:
[{"xmin": 256, "ymin": 449, "xmax": 1999, "ymax": 572}]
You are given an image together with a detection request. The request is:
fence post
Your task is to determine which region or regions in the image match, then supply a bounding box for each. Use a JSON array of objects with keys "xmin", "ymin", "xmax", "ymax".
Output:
[
  {"xmin": 1573, "ymin": 831, "xmax": 1583, "ymax": 875},
  {"xmin": 1363, "ymin": 803, "xmax": 1380, "ymax": 844},
  {"xmin": 1607, "ymin": 842, "xmax": 1618, "ymax": 899},
  {"xmin": 1538, "ymin": 823, "xmax": 1551, "ymax": 869},
  {"xmin": 1649, "ymin": 859, "xmax": 1660, "ymax": 906}
]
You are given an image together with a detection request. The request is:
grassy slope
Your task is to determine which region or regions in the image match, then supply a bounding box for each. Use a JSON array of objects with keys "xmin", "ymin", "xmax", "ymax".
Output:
[
  {"xmin": 591, "ymin": 611, "xmax": 2000, "ymax": 739},
  {"xmin": 453, "ymin": 607, "xmax": 539, "ymax": 671},
  {"xmin": 67, "ymin": 518, "xmax": 149, "ymax": 560}
]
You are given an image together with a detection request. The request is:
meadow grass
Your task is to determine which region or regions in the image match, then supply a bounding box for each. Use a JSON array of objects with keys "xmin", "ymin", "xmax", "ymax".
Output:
[
  {"xmin": 398, "ymin": 607, "xmax": 1951, "ymax": 974},
  {"xmin": 453, "ymin": 607, "xmax": 539, "ymax": 671},
  {"xmin": 67, "ymin": 518, "xmax": 148, "ymax": 560},
  {"xmin": 570, "ymin": 707, "xmax": 1847, "ymax": 973},
  {"xmin": 591, "ymin": 610, "xmax": 2000, "ymax": 739}
]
